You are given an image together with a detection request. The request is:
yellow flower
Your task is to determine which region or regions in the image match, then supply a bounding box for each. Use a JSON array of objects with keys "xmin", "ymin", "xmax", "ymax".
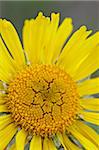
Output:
[{"xmin": 0, "ymin": 12, "xmax": 99, "ymax": 150}]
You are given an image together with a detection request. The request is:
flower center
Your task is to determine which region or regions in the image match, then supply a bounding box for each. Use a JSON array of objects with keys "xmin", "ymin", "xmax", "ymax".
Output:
[{"xmin": 6, "ymin": 65, "xmax": 80, "ymax": 137}]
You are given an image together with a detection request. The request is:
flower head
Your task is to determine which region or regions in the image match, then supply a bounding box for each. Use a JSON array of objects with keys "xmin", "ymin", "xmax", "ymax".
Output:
[{"xmin": 0, "ymin": 12, "xmax": 99, "ymax": 150}]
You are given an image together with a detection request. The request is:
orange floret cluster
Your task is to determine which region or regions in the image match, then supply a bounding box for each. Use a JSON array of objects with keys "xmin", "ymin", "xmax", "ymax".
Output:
[{"xmin": 5, "ymin": 64, "xmax": 80, "ymax": 137}]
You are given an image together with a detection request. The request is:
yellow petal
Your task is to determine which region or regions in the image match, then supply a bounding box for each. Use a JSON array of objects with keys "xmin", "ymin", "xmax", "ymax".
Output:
[
  {"xmin": 78, "ymin": 78, "xmax": 99, "ymax": 96},
  {"xmin": 0, "ymin": 37, "xmax": 18, "ymax": 72},
  {"xmin": 30, "ymin": 135, "xmax": 42, "ymax": 150},
  {"xmin": 62, "ymin": 133, "xmax": 80, "ymax": 150},
  {"xmin": 0, "ymin": 123, "xmax": 17, "ymax": 149},
  {"xmin": 57, "ymin": 29, "xmax": 99, "ymax": 78},
  {"xmin": 57, "ymin": 26, "xmax": 92, "ymax": 66},
  {"xmin": 73, "ymin": 46, "xmax": 99, "ymax": 81},
  {"xmin": 80, "ymin": 98, "xmax": 99, "ymax": 111},
  {"xmin": 0, "ymin": 114, "xmax": 13, "ymax": 131},
  {"xmin": 57, "ymin": 26, "xmax": 87, "ymax": 63},
  {"xmin": 0, "ymin": 94, "xmax": 6, "ymax": 104},
  {"xmin": 51, "ymin": 18, "xmax": 73, "ymax": 63},
  {"xmin": 23, "ymin": 13, "xmax": 62, "ymax": 64},
  {"xmin": 74, "ymin": 121, "xmax": 99, "ymax": 147},
  {"xmin": 16, "ymin": 129, "xmax": 27, "ymax": 150},
  {"xmin": 0, "ymin": 104, "xmax": 8, "ymax": 112},
  {"xmin": 79, "ymin": 111, "xmax": 99, "ymax": 125},
  {"xmin": 0, "ymin": 71, "xmax": 9, "ymax": 83},
  {"xmin": 0, "ymin": 19, "xmax": 25, "ymax": 68},
  {"xmin": 69, "ymin": 124, "xmax": 98, "ymax": 150},
  {"xmin": 57, "ymin": 132, "xmax": 67, "ymax": 150},
  {"xmin": 0, "ymin": 37, "xmax": 19, "ymax": 82},
  {"xmin": 45, "ymin": 13, "xmax": 59, "ymax": 64},
  {"xmin": 43, "ymin": 137, "xmax": 57, "ymax": 150},
  {"xmin": 43, "ymin": 138, "xmax": 49, "ymax": 150},
  {"xmin": 23, "ymin": 12, "xmax": 50, "ymax": 64},
  {"xmin": 0, "ymin": 63, "xmax": 12, "ymax": 83}
]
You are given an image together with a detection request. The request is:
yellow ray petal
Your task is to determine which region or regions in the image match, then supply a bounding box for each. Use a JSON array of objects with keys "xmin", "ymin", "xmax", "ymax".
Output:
[
  {"xmin": 0, "ymin": 123, "xmax": 17, "ymax": 149},
  {"xmin": 16, "ymin": 129, "xmax": 27, "ymax": 150},
  {"xmin": 30, "ymin": 135, "xmax": 42, "ymax": 150},
  {"xmin": 0, "ymin": 104, "xmax": 8, "ymax": 112},
  {"xmin": 73, "ymin": 46, "xmax": 99, "ymax": 81},
  {"xmin": 74, "ymin": 121, "xmax": 99, "ymax": 147},
  {"xmin": 79, "ymin": 111, "xmax": 99, "ymax": 125},
  {"xmin": 23, "ymin": 12, "xmax": 61, "ymax": 64},
  {"xmin": 23, "ymin": 12, "xmax": 50, "ymax": 64},
  {"xmin": 57, "ymin": 26, "xmax": 87, "ymax": 63},
  {"xmin": 57, "ymin": 29, "xmax": 99, "ymax": 78},
  {"xmin": 65, "ymin": 32, "xmax": 99, "ymax": 75},
  {"xmin": 80, "ymin": 98, "xmax": 99, "ymax": 111},
  {"xmin": 45, "ymin": 13, "xmax": 59, "ymax": 64},
  {"xmin": 0, "ymin": 37, "xmax": 19, "ymax": 82},
  {"xmin": 0, "ymin": 37, "xmax": 18, "ymax": 72},
  {"xmin": 51, "ymin": 18, "xmax": 73, "ymax": 63},
  {"xmin": 78, "ymin": 78, "xmax": 99, "ymax": 96},
  {"xmin": 69, "ymin": 124, "xmax": 98, "ymax": 150},
  {"xmin": 43, "ymin": 137, "xmax": 57, "ymax": 150},
  {"xmin": 57, "ymin": 132, "xmax": 67, "ymax": 150},
  {"xmin": 43, "ymin": 138, "xmax": 49, "ymax": 150},
  {"xmin": 0, "ymin": 94, "xmax": 6, "ymax": 104},
  {"xmin": 0, "ymin": 114, "xmax": 13, "ymax": 131},
  {"xmin": 0, "ymin": 65, "xmax": 12, "ymax": 83},
  {"xmin": 57, "ymin": 26, "xmax": 92, "ymax": 66},
  {"xmin": 0, "ymin": 19, "xmax": 25, "ymax": 67},
  {"xmin": 62, "ymin": 133, "xmax": 80, "ymax": 150}
]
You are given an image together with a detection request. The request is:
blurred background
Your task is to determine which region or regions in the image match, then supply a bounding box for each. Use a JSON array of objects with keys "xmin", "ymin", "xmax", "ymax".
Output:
[
  {"xmin": 0, "ymin": 1, "xmax": 99, "ymax": 34},
  {"xmin": 0, "ymin": 1, "xmax": 99, "ymax": 149}
]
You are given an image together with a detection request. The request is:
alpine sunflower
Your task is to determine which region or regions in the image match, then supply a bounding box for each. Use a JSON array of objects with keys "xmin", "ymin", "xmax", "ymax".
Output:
[{"xmin": 0, "ymin": 12, "xmax": 99, "ymax": 150}]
